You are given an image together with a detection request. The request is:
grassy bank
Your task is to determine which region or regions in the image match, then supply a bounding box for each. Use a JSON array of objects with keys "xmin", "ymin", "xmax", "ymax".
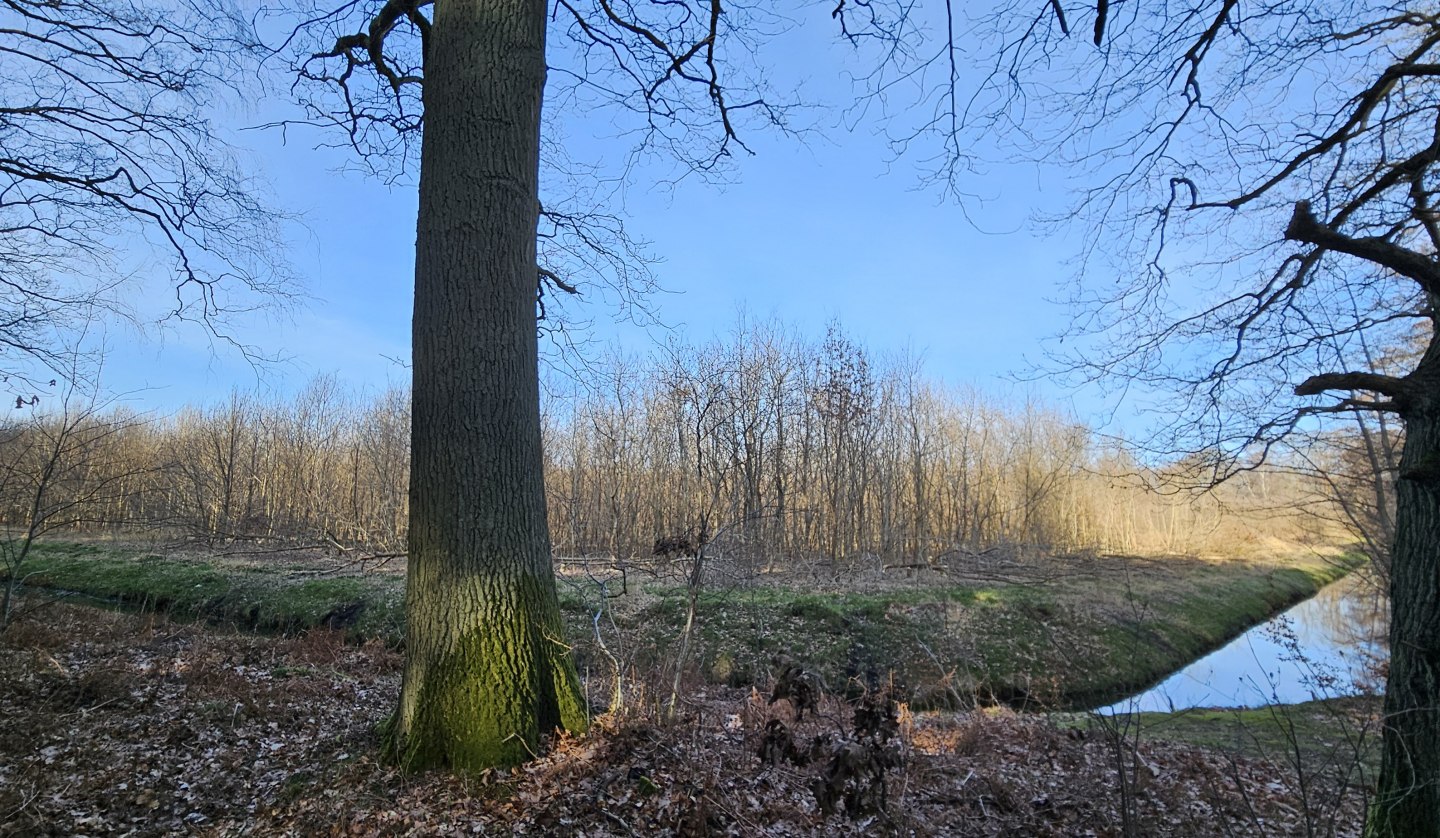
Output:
[
  {"xmin": 1058, "ymin": 696, "xmax": 1382, "ymax": 776},
  {"xmin": 3, "ymin": 541, "xmax": 1359, "ymax": 710},
  {"xmin": 5, "ymin": 542, "xmax": 407, "ymax": 640},
  {"xmin": 593, "ymin": 551, "xmax": 1359, "ymax": 710}
]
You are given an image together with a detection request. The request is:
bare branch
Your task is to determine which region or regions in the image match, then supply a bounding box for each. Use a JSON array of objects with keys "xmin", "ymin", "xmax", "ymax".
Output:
[
  {"xmin": 1285, "ymin": 201, "xmax": 1440, "ymax": 298},
  {"xmin": 1294, "ymin": 371, "xmax": 1412, "ymax": 402}
]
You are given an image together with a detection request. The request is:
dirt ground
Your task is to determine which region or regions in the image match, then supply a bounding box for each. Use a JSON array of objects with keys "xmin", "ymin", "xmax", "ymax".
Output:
[{"xmin": 0, "ymin": 600, "xmax": 1369, "ymax": 837}]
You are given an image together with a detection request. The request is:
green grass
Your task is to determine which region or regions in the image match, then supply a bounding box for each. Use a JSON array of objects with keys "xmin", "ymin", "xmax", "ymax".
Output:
[
  {"xmin": 1056, "ymin": 696, "xmax": 1382, "ymax": 774},
  {"xmin": 1064, "ymin": 559, "xmax": 1360, "ymax": 707},
  {"xmin": 6, "ymin": 540, "xmax": 1361, "ymax": 711},
  {"xmin": 568, "ymin": 552, "xmax": 1363, "ymax": 710},
  {"xmin": 7, "ymin": 541, "xmax": 405, "ymax": 642}
]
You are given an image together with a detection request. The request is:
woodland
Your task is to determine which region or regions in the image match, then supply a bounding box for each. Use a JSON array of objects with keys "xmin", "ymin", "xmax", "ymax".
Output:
[{"xmin": 1, "ymin": 0, "xmax": 1437, "ymax": 836}]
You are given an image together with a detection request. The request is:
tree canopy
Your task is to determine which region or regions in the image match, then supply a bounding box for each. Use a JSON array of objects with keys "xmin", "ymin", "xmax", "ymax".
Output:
[
  {"xmin": 933, "ymin": 2, "xmax": 1440, "ymax": 832},
  {"xmin": 0, "ymin": 0, "xmax": 291, "ymax": 391}
]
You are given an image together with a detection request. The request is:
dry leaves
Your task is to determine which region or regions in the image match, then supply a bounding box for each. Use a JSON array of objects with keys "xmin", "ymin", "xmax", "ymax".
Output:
[{"xmin": 0, "ymin": 603, "xmax": 1367, "ymax": 836}]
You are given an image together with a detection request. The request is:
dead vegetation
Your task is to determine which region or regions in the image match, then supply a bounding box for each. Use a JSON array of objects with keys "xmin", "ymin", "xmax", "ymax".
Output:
[
  {"xmin": 0, "ymin": 600, "xmax": 1371, "ymax": 836},
  {"xmin": 0, "ymin": 320, "xmax": 1348, "ymax": 573}
]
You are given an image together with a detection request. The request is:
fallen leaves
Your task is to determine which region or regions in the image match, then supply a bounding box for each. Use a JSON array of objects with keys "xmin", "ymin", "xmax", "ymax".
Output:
[{"xmin": 0, "ymin": 602, "xmax": 1369, "ymax": 836}]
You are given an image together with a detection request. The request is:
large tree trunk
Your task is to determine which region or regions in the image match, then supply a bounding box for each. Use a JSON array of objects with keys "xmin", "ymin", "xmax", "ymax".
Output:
[
  {"xmin": 387, "ymin": 0, "xmax": 587, "ymax": 772},
  {"xmin": 1371, "ymin": 391, "xmax": 1440, "ymax": 835}
]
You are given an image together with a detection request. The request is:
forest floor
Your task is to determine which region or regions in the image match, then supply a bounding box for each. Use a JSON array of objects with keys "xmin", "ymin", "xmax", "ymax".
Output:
[
  {"xmin": 0, "ymin": 601, "xmax": 1376, "ymax": 837},
  {"xmin": 9, "ymin": 539, "xmax": 1360, "ymax": 711}
]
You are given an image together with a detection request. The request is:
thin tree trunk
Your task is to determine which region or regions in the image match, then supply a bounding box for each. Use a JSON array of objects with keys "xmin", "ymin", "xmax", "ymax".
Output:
[
  {"xmin": 1370, "ymin": 399, "xmax": 1440, "ymax": 836},
  {"xmin": 386, "ymin": 0, "xmax": 587, "ymax": 772}
]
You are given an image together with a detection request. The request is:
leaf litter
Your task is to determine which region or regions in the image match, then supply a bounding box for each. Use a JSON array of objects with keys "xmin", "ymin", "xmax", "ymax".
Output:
[{"xmin": 0, "ymin": 602, "xmax": 1369, "ymax": 836}]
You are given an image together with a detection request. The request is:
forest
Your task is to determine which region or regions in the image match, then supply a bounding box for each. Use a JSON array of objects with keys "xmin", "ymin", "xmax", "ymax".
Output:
[
  {"xmin": 2, "ymin": 0, "xmax": 1436, "ymax": 835},
  {"xmin": 0, "ymin": 319, "xmax": 1390, "ymax": 835},
  {"xmin": 0, "ymin": 319, "xmax": 1344, "ymax": 564}
]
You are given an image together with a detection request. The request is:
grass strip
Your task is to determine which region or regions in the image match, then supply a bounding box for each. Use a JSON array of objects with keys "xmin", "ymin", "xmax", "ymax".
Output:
[
  {"xmin": 6, "ymin": 541, "xmax": 1360, "ymax": 710},
  {"xmin": 6, "ymin": 541, "xmax": 406, "ymax": 642}
]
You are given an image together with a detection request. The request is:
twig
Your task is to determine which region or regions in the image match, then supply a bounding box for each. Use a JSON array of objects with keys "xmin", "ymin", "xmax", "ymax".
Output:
[
  {"xmin": 1, "ymin": 784, "xmax": 48, "ymax": 824},
  {"xmin": 286, "ymin": 552, "xmax": 405, "ymax": 578},
  {"xmin": 61, "ymin": 695, "xmax": 124, "ymax": 718},
  {"xmin": 220, "ymin": 542, "xmax": 330, "ymax": 557},
  {"xmin": 2, "ymin": 589, "xmax": 77, "ymax": 627}
]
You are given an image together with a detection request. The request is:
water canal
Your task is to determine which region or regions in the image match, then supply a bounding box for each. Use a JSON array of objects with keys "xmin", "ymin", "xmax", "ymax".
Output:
[{"xmin": 1098, "ymin": 572, "xmax": 1388, "ymax": 714}]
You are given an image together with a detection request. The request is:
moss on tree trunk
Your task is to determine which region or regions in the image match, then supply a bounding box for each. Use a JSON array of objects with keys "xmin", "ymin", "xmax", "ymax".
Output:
[
  {"xmin": 386, "ymin": 0, "xmax": 587, "ymax": 772},
  {"xmin": 390, "ymin": 570, "xmax": 586, "ymax": 771}
]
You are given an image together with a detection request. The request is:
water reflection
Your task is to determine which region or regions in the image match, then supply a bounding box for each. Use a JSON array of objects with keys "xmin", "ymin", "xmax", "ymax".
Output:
[{"xmin": 1097, "ymin": 572, "xmax": 1388, "ymax": 714}]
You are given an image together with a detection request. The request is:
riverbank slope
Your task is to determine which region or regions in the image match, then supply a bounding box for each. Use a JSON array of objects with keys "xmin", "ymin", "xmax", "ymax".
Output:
[{"xmin": 3, "ymin": 540, "xmax": 1358, "ymax": 709}]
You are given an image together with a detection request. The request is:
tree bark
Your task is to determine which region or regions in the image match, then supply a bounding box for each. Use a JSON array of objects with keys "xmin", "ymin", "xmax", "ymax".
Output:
[
  {"xmin": 387, "ymin": 0, "xmax": 587, "ymax": 772},
  {"xmin": 1370, "ymin": 371, "xmax": 1440, "ymax": 836}
]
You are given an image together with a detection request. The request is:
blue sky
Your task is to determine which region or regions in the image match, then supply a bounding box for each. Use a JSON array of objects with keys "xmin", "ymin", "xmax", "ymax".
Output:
[{"xmin": 102, "ymin": 7, "xmax": 1100, "ymax": 421}]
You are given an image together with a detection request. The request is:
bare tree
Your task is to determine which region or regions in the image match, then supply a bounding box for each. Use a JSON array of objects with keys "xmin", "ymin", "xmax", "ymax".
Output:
[
  {"xmin": 0, "ymin": 0, "xmax": 293, "ymax": 391},
  {"xmin": 0, "ymin": 367, "xmax": 153, "ymax": 629},
  {"xmin": 279, "ymin": 0, "xmax": 850, "ymax": 771},
  {"xmin": 275, "ymin": 0, "xmax": 1367, "ymax": 782},
  {"xmin": 280, "ymin": 0, "xmax": 663, "ymax": 357},
  {"xmin": 891, "ymin": 1, "xmax": 1440, "ymax": 832},
  {"xmin": 0, "ymin": 329, "xmax": 1324, "ymax": 568}
]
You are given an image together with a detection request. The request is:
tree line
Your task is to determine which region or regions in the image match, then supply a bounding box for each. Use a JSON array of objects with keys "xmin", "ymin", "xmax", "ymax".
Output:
[
  {"xmin": 0, "ymin": 322, "xmax": 1335, "ymax": 568},
  {"xmin": 6, "ymin": 0, "xmax": 1436, "ymax": 826}
]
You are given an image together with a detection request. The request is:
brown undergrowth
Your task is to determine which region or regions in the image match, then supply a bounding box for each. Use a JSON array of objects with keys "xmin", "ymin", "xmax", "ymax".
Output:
[{"xmin": 0, "ymin": 600, "xmax": 1368, "ymax": 836}]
